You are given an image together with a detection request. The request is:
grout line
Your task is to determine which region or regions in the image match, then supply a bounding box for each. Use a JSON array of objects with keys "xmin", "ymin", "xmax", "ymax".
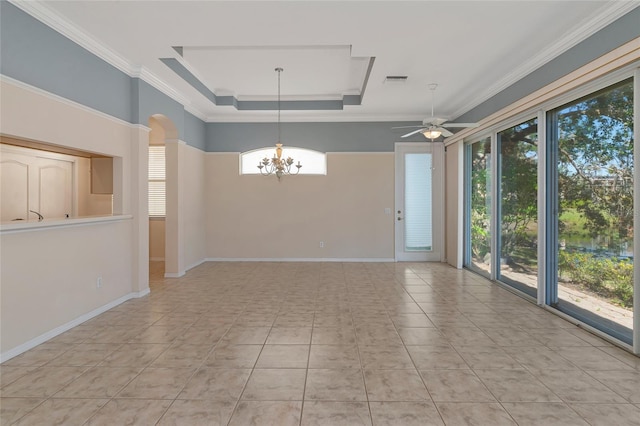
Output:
[
  {"xmin": 388, "ymin": 264, "xmax": 447, "ymax": 425},
  {"xmin": 7, "ymin": 261, "xmax": 638, "ymax": 425}
]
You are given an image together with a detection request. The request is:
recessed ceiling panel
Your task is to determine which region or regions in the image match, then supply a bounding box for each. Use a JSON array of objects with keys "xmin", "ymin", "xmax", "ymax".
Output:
[
  {"xmin": 26, "ymin": 0, "xmax": 633, "ymax": 121},
  {"xmin": 181, "ymin": 45, "xmax": 370, "ymax": 100}
]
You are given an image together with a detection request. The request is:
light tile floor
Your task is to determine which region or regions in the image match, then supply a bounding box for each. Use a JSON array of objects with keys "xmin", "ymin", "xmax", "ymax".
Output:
[{"xmin": 1, "ymin": 261, "xmax": 640, "ymax": 425}]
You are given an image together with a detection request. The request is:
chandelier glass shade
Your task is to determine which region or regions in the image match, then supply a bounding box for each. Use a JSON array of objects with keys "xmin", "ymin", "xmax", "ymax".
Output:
[{"xmin": 257, "ymin": 67, "xmax": 302, "ymax": 180}]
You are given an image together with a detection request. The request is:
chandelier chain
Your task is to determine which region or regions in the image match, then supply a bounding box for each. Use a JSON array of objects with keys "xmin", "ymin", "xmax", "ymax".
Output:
[
  {"xmin": 256, "ymin": 67, "xmax": 302, "ymax": 180},
  {"xmin": 276, "ymin": 67, "xmax": 282, "ymax": 143}
]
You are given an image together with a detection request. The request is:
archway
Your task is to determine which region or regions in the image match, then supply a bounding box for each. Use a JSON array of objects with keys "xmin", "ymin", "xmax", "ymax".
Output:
[{"xmin": 148, "ymin": 115, "xmax": 180, "ymax": 279}]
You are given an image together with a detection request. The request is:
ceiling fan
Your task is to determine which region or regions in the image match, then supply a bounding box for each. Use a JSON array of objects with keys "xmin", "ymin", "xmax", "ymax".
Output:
[{"xmin": 393, "ymin": 83, "xmax": 479, "ymax": 139}]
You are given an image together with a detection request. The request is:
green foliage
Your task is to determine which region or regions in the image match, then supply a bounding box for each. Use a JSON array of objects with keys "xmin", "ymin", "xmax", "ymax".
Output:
[
  {"xmin": 558, "ymin": 251, "xmax": 633, "ymax": 308},
  {"xmin": 469, "ymin": 81, "xmax": 635, "ymax": 313},
  {"xmin": 470, "ymin": 138, "xmax": 491, "ymax": 260},
  {"xmin": 498, "ymin": 118, "xmax": 538, "ymax": 257},
  {"xmin": 557, "ymin": 80, "xmax": 634, "ymax": 248}
]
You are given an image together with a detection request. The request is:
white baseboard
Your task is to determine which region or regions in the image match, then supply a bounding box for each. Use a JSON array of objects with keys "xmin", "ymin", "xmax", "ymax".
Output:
[
  {"xmin": 134, "ymin": 288, "xmax": 151, "ymax": 298},
  {"xmin": 157, "ymin": 259, "xmax": 205, "ymax": 278},
  {"xmin": 204, "ymin": 257, "xmax": 395, "ymax": 263},
  {"xmin": 0, "ymin": 290, "xmax": 148, "ymax": 363},
  {"xmin": 186, "ymin": 258, "xmax": 207, "ymax": 271}
]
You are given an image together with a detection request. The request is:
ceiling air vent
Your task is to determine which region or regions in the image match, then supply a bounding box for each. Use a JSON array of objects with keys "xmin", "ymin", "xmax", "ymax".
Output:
[{"xmin": 384, "ymin": 75, "xmax": 408, "ymax": 84}]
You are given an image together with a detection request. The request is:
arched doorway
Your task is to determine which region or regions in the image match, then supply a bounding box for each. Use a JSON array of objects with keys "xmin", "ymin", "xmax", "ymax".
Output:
[{"xmin": 148, "ymin": 115, "xmax": 180, "ymax": 279}]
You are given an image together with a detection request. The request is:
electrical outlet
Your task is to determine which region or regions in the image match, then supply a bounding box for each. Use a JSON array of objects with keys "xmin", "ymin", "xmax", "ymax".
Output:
[
  {"xmin": 319, "ymin": 241, "xmax": 324, "ymax": 248},
  {"xmin": 97, "ymin": 277, "xmax": 102, "ymax": 288}
]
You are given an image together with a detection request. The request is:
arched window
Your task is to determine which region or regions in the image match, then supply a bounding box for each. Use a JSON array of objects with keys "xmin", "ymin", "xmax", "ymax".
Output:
[{"xmin": 240, "ymin": 146, "xmax": 327, "ymax": 175}]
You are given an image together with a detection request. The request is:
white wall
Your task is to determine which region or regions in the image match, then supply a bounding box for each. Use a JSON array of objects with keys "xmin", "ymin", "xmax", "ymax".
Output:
[
  {"xmin": 146, "ymin": 143, "xmax": 207, "ymax": 267},
  {"xmin": 0, "ymin": 79, "xmax": 144, "ymax": 357},
  {"xmin": 205, "ymin": 152, "xmax": 395, "ymax": 260},
  {"xmin": 149, "ymin": 219, "xmax": 165, "ymax": 260},
  {"xmin": 1, "ymin": 221, "xmax": 132, "ymax": 352},
  {"xmin": 445, "ymin": 141, "xmax": 463, "ymax": 268},
  {"xmin": 183, "ymin": 144, "xmax": 207, "ymax": 269}
]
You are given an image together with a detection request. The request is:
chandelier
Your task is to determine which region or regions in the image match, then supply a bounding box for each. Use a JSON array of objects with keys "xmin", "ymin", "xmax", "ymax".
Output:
[{"xmin": 257, "ymin": 67, "xmax": 302, "ymax": 180}]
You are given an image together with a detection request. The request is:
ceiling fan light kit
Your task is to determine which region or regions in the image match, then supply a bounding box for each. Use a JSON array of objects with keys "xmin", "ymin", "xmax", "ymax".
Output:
[
  {"xmin": 392, "ymin": 83, "xmax": 479, "ymax": 140},
  {"xmin": 421, "ymin": 129, "xmax": 442, "ymax": 139}
]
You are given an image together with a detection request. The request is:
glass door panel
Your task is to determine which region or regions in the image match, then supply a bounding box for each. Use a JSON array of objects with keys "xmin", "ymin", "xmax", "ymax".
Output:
[
  {"xmin": 405, "ymin": 153, "xmax": 433, "ymax": 251},
  {"xmin": 498, "ymin": 118, "xmax": 538, "ymax": 297},
  {"xmin": 466, "ymin": 137, "xmax": 492, "ymax": 277},
  {"xmin": 552, "ymin": 79, "xmax": 633, "ymax": 344}
]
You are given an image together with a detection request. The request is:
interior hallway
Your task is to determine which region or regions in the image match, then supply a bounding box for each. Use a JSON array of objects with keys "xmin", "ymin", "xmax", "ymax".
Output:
[{"xmin": 1, "ymin": 261, "xmax": 639, "ymax": 425}]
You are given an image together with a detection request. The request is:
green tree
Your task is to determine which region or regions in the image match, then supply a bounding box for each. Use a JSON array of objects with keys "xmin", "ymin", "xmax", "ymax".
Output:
[
  {"xmin": 470, "ymin": 140, "xmax": 491, "ymax": 260},
  {"xmin": 498, "ymin": 119, "xmax": 538, "ymax": 259},
  {"xmin": 557, "ymin": 80, "xmax": 634, "ymax": 254}
]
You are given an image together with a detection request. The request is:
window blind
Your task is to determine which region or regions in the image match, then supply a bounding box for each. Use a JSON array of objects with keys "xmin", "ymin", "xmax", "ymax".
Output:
[
  {"xmin": 404, "ymin": 153, "xmax": 433, "ymax": 251},
  {"xmin": 148, "ymin": 146, "xmax": 165, "ymax": 217}
]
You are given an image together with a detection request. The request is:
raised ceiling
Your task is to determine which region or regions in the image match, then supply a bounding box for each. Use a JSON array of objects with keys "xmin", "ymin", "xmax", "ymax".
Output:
[{"xmin": 12, "ymin": 1, "xmax": 639, "ymax": 122}]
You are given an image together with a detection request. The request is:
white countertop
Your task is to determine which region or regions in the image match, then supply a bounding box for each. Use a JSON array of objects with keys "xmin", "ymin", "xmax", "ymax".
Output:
[{"xmin": 0, "ymin": 214, "xmax": 133, "ymax": 233}]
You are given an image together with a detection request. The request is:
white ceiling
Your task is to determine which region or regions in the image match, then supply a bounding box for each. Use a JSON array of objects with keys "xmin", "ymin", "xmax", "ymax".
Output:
[{"xmin": 14, "ymin": 1, "xmax": 639, "ymax": 122}]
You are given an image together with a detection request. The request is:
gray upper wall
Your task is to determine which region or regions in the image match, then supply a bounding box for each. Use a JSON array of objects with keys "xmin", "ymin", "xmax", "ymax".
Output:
[
  {"xmin": 185, "ymin": 111, "xmax": 207, "ymax": 151},
  {"xmin": 0, "ymin": 0, "xmax": 132, "ymax": 123},
  {"xmin": 0, "ymin": 1, "xmax": 206, "ymax": 148},
  {"xmin": 132, "ymin": 78, "xmax": 185, "ymax": 140},
  {"xmin": 206, "ymin": 121, "xmax": 425, "ymax": 152},
  {"xmin": 455, "ymin": 7, "xmax": 640, "ymax": 124},
  {"xmin": 2, "ymin": 1, "xmax": 638, "ymax": 152}
]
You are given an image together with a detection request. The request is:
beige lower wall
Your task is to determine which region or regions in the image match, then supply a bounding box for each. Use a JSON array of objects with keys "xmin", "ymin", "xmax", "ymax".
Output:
[
  {"xmin": 149, "ymin": 219, "xmax": 165, "ymax": 260},
  {"xmin": 0, "ymin": 220, "xmax": 133, "ymax": 353},
  {"xmin": 205, "ymin": 152, "xmax": 394, "ymax": 259},
  {"xmin": 183, "ymin": 144, "xmax": 207, "ymax": 268},
  {"xmin": 0, "ymin": 79, "xmax": 140, "ymax": 357}
]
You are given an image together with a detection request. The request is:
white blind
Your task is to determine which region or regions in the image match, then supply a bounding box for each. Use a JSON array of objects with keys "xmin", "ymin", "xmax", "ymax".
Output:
[
  {"xmin": 148, "ymin": 146, "xmax": 165, "ymax": 217},
  {"xmin": 404, "ymin": 153, "xmax": 432, "ymax": 251}
]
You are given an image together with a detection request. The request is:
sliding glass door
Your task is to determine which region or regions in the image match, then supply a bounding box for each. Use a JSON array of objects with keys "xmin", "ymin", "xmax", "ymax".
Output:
[
  {"xmin": 465, "ymin": 137, "xmax": 492, "ymax": 277},
  {"xmin": 497, "ymin": 118, "xmax": 538, "ymax": 298},
  {"xmin": 550, "ymin": 79, "xmax": 634, "ymax": 344},
  {"xmin": 464, "ymin": 74, "xmax": 635, "ymax": 349}
]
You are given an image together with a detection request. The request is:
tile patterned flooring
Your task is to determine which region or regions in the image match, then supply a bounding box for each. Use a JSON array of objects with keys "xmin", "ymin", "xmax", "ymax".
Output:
[{"xmin": 1, "ymin": 261, "xmax": 640, "ymax": 425}]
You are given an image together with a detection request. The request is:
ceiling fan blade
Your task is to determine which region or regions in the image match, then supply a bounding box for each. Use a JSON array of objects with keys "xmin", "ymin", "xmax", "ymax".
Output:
[
  {"xmin": 424, "ymin": 117, "xmax": 447, "ymax": 126},
  {"xmin": 441, "ymin": 122, "xmax": 480, "ymax": 128},
  {"xmin": 401, "ymin": 128, "xmax": 427, "ymax": 138},
  {"xmin": 392, "ymin": 125, "xmax": 427, "ymax": 130},
  {"xmin": 439, "ymin": 127, "xmax": 454, "ymax": 138}
]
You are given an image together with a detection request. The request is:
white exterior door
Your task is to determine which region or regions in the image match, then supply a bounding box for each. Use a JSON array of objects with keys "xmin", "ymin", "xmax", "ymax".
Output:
[{"xmin": 395, "ymin": 142, "xmax": 444, "ymax": 261}]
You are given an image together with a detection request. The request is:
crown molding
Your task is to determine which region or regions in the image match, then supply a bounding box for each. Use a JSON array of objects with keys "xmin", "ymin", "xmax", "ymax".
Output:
[
  {"xmin": 132, "ymin": 66, "xmax": 189, "ymax": 106},
  {"xmin": 449, "ymin": 1, "xmax": 640, "ymax": 119},
  {"xmin": 10, "ymin": 0, "xmax": 133, "ymax": 75},
  {"xmin": 9, "ymin": 0, "xmax": 209, "ymax": 121},
  {"xmin": 133, "ymin": 66, "xmax": 207, "ymax": 121},
  {"xmin": 10, "ymin": 0, "xmax": 637, "ymax": 125},
  {"xmin": 183, "ymin": 105, "xmax": 209, "ymax": 122}
]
